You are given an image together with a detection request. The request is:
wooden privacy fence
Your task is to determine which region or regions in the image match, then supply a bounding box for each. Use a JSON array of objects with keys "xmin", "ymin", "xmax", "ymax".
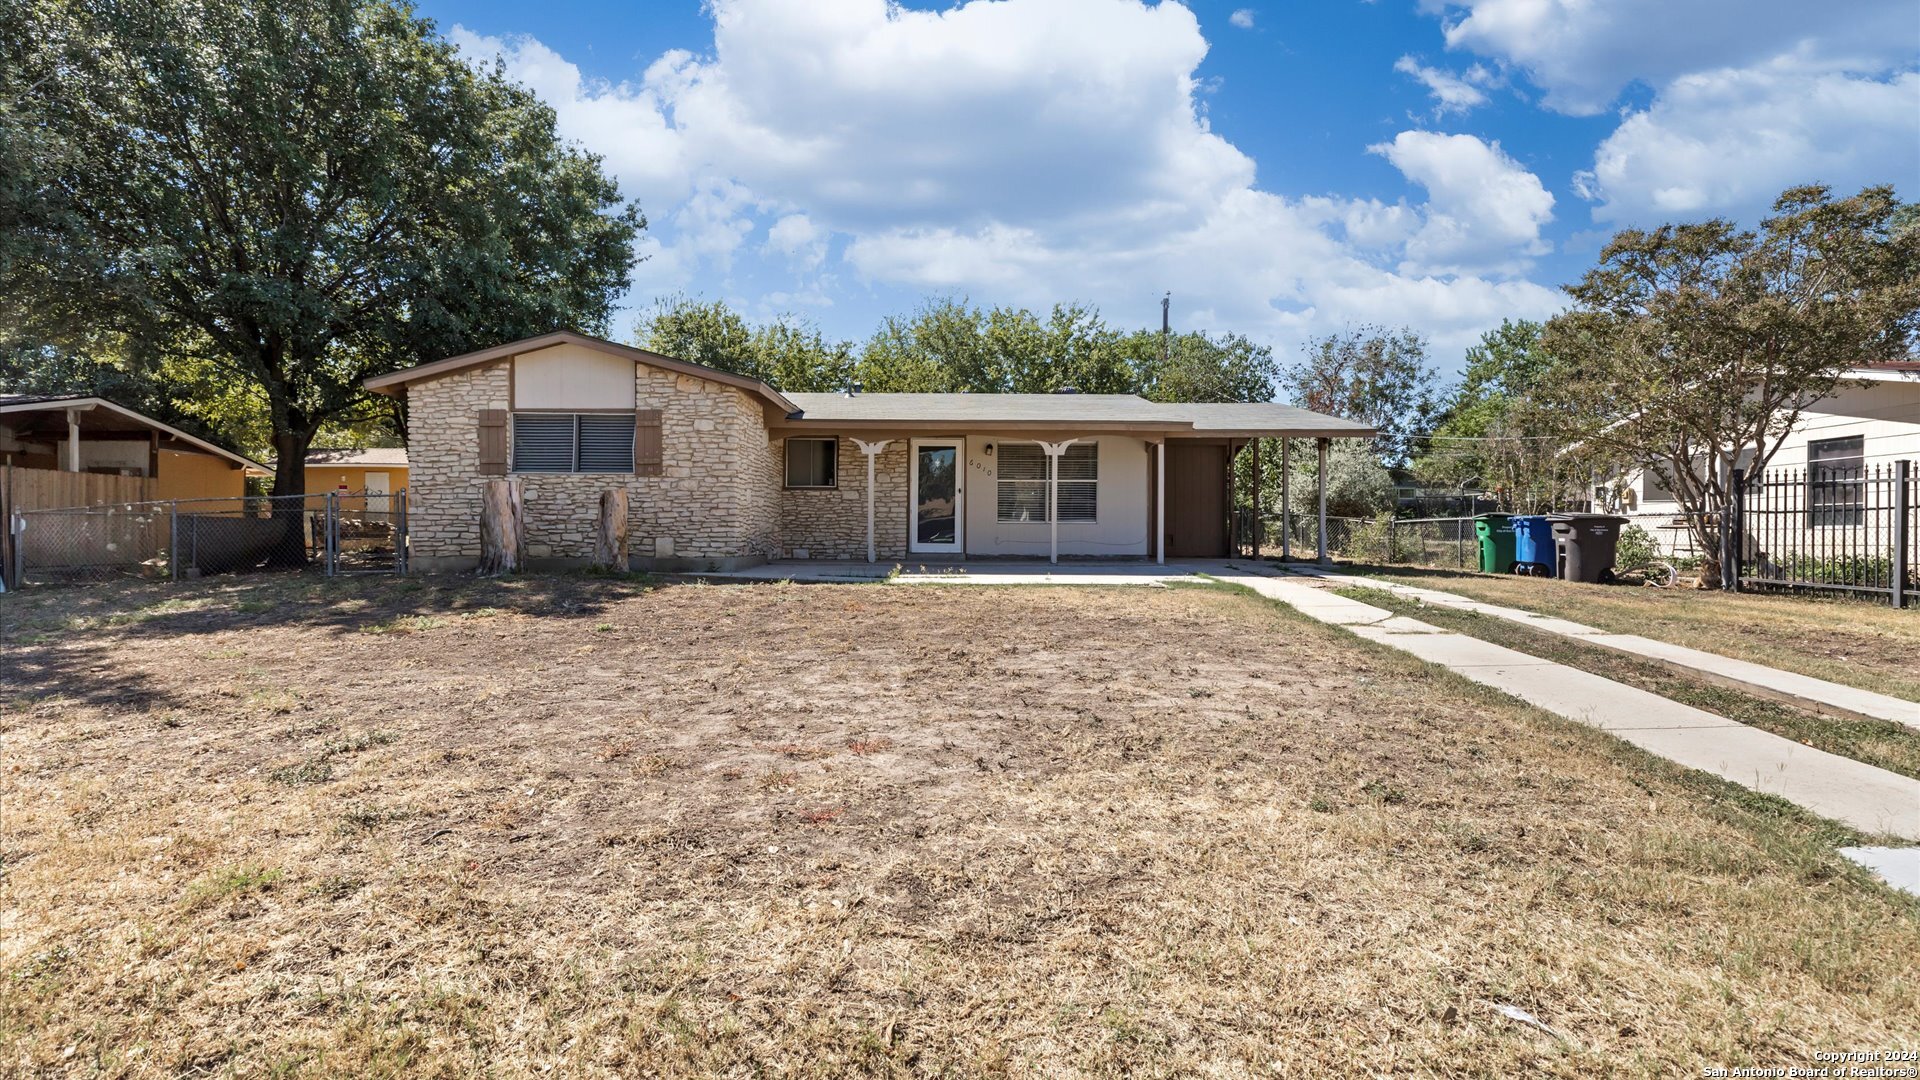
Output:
[
  {"xmin": 0, "ymin": 467, "xmax": 158, "ymax": 582},
  {"xmin": 1732, "ymin": 459, "xmax": 1916, "ymax": 607}
]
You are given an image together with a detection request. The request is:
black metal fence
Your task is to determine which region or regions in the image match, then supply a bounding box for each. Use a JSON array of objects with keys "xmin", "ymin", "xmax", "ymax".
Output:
[
  {"xmin": 5, "ymin": 491, "xmax": 406, "ymax": 588},
  {"xmin": 1733, "ymin": 460, "xmax": 1914, "ymax": 606}
]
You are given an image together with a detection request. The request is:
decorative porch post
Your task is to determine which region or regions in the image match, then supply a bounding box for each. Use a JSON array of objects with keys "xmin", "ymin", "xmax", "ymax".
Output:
[
  {"xmin": 853, "ymin": 439, "xmax": 891, "ymax": 564},
  {"xmin": 1156, "ymin": 440, "xmax": 1166, "ymax": 565},
  {"xmin": 65, "ymin": 408, "xmax": 81, "ymax": 473},
  {"xmin": 1280, "ymin": 438, "xmax": 1291, "ymax": 560},
  {"xmin": 1038, "ymin": 440, "xmax": 1078, "ymax": 565},
  {"xmin": 1316, "ymin": 437, "xmax": 1330, "ymax": 564}
]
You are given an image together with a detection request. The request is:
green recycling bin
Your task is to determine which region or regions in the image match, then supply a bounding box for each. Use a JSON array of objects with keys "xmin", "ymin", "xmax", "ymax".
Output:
[{"xmin": 1473, "ymin": 513, "xmax": 1516, "ymax": 574}]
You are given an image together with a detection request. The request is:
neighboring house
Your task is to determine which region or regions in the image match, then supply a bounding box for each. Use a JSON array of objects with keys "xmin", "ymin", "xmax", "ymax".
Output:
[
  {"xmin": 365, "ymin": 331, "xmax": 1374, "ymax": 571},
  {"xmin": 271, "ymin": 447, "xmax": 410, "ymax": 517},
  {"xmin": 1603, "ymin": 364, "xmax": 1920, "ymax": 557},
  {"xmin": 0, "ymin": 393, "xmax": 268, "ymax": 509}
]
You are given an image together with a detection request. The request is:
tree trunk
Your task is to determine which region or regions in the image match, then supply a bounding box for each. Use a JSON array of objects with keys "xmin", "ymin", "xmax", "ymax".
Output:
[
  {"xmin": 266, "ymin": 428, "xmax": 316, "ymax": 567},
  {"xmin": 479, "ymin": 478, "xmax": 525, "ymax": 576},
  {"xmin": 593, "ymin": 489, "xmax": 629, "ymax": 571}
]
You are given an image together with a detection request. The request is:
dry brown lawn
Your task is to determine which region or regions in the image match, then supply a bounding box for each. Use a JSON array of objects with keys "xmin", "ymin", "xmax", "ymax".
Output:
[
  {"xmin": 1357, "ymin": 565, "xmax": 1920, "ymax": 702},
  {"xmin": 2, "ymin": 574, "xmax": 1916, "ymax": 1077}
]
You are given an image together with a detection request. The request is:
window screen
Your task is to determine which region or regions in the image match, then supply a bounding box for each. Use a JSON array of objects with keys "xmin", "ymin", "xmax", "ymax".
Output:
[
  {"xmin": 512, "ymin": 413, "xmax": 637, "ymax": 474},
  {"xmin": 785, "ymin": 438, "xmax": 837, "ymax": 487},
  {"xmin": 511, "ymin": 414, "xmax": 576, "ymax": 472},
  {"xmin": 1807, "ymin": 436, "xmax": 1864, "ymax": 527},
  {"xmin": 996, "ymin": 442, "xmax": 1097, "ymax": 522}
]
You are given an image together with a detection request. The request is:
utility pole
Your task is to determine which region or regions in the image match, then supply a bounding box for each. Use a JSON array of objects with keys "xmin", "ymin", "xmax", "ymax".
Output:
[{"xmin": 1160, "ymin": 292, "xmax": 1171, "ymax": 364}]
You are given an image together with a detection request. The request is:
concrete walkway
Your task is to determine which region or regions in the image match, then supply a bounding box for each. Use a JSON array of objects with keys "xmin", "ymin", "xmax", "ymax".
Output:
[
  {"xmin": 1211, "ymin": 565, "xmax": 1920, "ymax": 841},
  {"xmin": 1282, "ymin": 565, "xmax": 1919, "ymax": 730}
]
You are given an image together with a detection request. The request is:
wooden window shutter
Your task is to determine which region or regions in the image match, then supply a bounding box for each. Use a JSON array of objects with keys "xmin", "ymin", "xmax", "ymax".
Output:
[
  {"xmin": 633, "ymin": 408, "xmax": 663, "ymax": 477},
  {"xmin": 477, "ymin": 409, "xmax": 508, "ymax": 475}
]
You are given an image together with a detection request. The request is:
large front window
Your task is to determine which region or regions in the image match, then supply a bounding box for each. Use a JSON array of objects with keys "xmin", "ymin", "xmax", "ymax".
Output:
[
  {"xmin": 997, "ymin": 442, "xmax": 1097, "ymax": 523},
  {"xmin": 511, "ymin": 413, "xmax": 636, "ymax": 473}
]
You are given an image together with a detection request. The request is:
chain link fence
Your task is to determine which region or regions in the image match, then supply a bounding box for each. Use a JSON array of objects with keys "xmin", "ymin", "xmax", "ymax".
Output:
[
  {"xmin": 1263, "ymin": 513, "xmax": 1477, "ymax": 568},
  {"xmin": 6, "ymin": 491, "xmax": 406, "ymax": 587}
]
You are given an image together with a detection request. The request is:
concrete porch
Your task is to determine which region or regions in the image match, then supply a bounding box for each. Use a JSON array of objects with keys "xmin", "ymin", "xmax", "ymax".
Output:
[{"xmin": 692, "ymin": 558, "xmax": 1245, "ymax": 585}]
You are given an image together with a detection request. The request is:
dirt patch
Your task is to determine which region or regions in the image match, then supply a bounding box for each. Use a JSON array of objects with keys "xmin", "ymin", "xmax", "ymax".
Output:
[{"xmin": 1, "ymin": 574, "xmax": 1915, "ymax": 1076}]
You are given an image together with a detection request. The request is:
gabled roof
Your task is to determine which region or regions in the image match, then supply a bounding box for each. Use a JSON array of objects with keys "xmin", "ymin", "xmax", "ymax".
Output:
[
  {"xmin": 0, "ymin": 394, "xmax": 269, "ymax": 473},
  {"xmin": 367, "ymin": 331, "xmax": 1375, "ymax": 439},
  {"xmin": 362, "ymin": 330, "xmax": 799, "ymax": 413}
]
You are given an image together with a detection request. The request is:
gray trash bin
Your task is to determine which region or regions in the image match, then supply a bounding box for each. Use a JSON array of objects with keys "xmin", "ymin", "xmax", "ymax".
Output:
[{"xmin": 1548, "ymin": 514, "xmax": 1631, "ymax": 584}]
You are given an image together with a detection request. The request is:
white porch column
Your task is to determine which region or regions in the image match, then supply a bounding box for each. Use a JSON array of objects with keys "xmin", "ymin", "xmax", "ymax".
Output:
[
  {"xmin": 1280, "ymin": 438, "xmax": 1291, "ymax": 560},
  {"xmin": 1155, "ymin": 440, "xmax": 1166, "ymax": 565},
  {"xmin": 1038, "ymin": 439, "xmax": 1078, "ymax": 565},
  {"xmin": 65, "ymin": 409, "xmax": 81, "ymax": 473},
  {"xmin": 1316, "ymin": 437, "xmax": 1330, "ymax": 564},
  {"xmin": 852, "ymin": 439, "xmax": 891, "ymax": 563}
]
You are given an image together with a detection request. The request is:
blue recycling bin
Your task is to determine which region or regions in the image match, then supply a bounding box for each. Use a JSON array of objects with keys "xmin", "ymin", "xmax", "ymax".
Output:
[{"xmin": 1509, "ymin": 515, "xmax": 1558, "ymax": 577}]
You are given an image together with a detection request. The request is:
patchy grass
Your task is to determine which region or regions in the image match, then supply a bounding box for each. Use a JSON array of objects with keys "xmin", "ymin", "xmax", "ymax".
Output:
[
  {"xmin": 1349, "ymin": 565, "xmax": 1920, "ymax": 701},
  {"xmin": 1, "ymin": 574, "xmax": 1916, "ymax": 1076},
  {"xmin": 1334, "ymin": 585, "xmax": 1920, "ymax": 781}
]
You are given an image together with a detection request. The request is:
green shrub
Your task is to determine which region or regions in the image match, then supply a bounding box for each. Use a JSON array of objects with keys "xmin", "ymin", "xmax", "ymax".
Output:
[{"xmin": 1614, "ymin": 524, "xmax": 1659, "ymax": 571}]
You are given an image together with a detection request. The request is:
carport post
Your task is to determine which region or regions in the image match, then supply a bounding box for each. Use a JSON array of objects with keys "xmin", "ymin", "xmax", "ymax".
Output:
[
  {"xmin": 852, "ymin": 439, "xmax": 891, "ymax": 563},
  {"xmin": 1280, "ymin": 438, "xmax": 1292, "ymax": 560},
  {"xmin": 1038, "ymin": 440, "xmax": 1078, "ymax": 565},
  {"xmin": 1155, "ymin": 440, "xmax": 1165, "ymax": 565},
  {"xmin": 1316, "ymin": 437, "xmax": 1329, "ymax": 564}
]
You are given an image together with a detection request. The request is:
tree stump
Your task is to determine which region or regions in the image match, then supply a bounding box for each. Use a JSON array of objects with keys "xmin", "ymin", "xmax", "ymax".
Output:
[
  {"xmin": 593, "ymin": 489, "xmax": 629, "ymax": 571},
  {"xmin": 478, "ymin": 478, "xmax": 525, "ymax": 575}
]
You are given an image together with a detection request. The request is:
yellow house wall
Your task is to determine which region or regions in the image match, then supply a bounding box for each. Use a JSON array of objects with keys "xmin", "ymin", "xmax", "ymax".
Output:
[{"xmin": 152, "ymin": 449, "xmax": 246, "ymax": 502}]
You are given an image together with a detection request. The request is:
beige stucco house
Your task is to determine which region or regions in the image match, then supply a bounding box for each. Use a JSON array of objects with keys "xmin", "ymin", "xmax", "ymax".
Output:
[{"xmin": 366, "ymin": 331, "xmax": 1374, "ymax": 571}]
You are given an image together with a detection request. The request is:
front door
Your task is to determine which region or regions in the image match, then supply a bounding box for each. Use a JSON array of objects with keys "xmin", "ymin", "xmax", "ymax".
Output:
[
  {"xmin": 909, "ymin": 439, "xmax": 964, "ymax": 554},
  {"xmin": 1165, "ymin": 442, "xmax": 1228, "ymax": 557}
]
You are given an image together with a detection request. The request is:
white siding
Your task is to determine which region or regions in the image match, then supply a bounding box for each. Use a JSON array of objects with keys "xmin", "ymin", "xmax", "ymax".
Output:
[{"xmin": 512, "ymin": 343, "xmax": 637, "ymax": 411}]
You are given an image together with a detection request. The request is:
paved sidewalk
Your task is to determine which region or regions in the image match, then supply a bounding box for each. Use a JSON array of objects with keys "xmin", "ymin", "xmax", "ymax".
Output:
[
  {"xmin": 1213, "ymin": 565, "xmax": 1920, "ymax": 841},
  {"xmin": 1282, "ymin": 565, "xmax": 1919, "ymax": 731}
]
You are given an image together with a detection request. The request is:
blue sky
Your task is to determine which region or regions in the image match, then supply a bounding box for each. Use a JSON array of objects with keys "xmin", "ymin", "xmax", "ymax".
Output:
[{"xmin": 418, "ymin": 0, "xmax": 1919, "ymax": 374}]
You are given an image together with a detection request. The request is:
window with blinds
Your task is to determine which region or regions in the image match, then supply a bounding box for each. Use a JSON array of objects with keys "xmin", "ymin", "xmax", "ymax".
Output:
[
  {"xmin": 511, "ymin": 413, "xmax": 637, "ymax": 473},
  {"xmin": 996, "ymin": 442, "xmax": 1097, "ymax": 522},
  {"xmin": 1807, "ymin": 435, "xmax": 1864, "ymax": 527}
]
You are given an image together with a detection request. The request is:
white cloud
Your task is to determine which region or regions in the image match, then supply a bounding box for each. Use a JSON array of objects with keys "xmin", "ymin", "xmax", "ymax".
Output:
[
  {"xmin": 1229, "ymin": 9, "xmax": 1255, "ymax": 29},
  {"xmin": 459, "ymin": 0, "xmax": 1567, "ymax": 362},
  {"xmin": 765, "ymin": 213, "xmax": 829, "ymax": 270},
  {"xmin": 1430, "ymin": 0, "xmax": 1919, "ymax": 115},
  {"xmin": 1393, "ymin": 55, "xmax": 1493, "ymax": 114},
  {"xmin": 1576, "ymin": 62, "xmax": 1920, "ymax": 221},
  {"xmin": 1368, "ymin": 132, "xmax": 1554, "ymax": 275}
]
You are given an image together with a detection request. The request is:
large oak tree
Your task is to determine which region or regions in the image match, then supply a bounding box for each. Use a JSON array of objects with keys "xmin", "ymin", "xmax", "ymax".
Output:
[{"xmin": 1, "ymin": 0, "xmax": 642, "ymax": 494}]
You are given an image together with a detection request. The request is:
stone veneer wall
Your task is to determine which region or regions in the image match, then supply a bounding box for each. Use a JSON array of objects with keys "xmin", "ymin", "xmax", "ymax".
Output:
[
  {"xmin": 406, "ymin": 359, "xmax": 783, "ymax": 567},
  {"xmin": 778, "ymin": 437, "xmax": 909, "ymax": 560}
]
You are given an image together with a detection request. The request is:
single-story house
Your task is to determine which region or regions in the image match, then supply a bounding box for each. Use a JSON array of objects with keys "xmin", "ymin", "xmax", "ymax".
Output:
[
  {"xmin": 1, "ymin": 393, "xmax": 268, "ymax": 509},
  {"xmin": 1602, "ymin": 363, "xmax": 1920, "ymax": 557},
  {"xmin": 297, "ymin": 447, "xmax": 409, "ymax": 499},
  {"xmin": 365, "ymin": 331, "xmax": 1375, "ymax": 571}
]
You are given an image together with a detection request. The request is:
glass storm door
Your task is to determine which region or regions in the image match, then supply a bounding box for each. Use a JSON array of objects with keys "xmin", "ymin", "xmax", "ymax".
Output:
[{"xmin": 909, "ymin": 440, "xmax": 964, "ymax": 554}]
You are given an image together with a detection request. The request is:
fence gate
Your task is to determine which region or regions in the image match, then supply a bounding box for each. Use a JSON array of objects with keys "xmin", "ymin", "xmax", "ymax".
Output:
[
  {"xmin": 6, "ymin": 491, "xmax": 407, "ymax": 588},
  {"xmin": 1735, "ymin": 460, "xmax": 1914, "ymax": 607}
]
